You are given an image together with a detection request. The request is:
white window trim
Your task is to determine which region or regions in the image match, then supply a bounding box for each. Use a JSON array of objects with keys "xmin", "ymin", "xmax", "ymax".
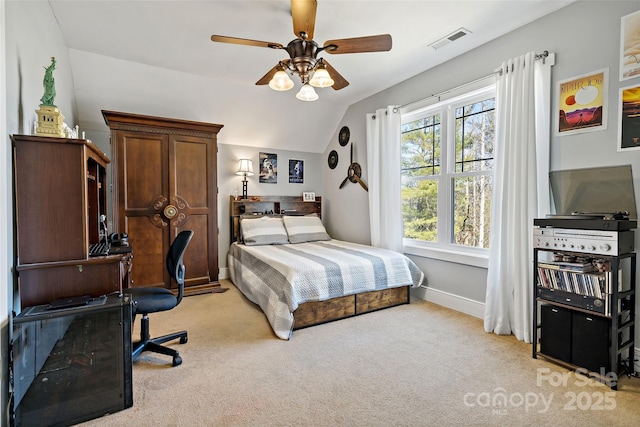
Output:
[
  {"xmin": 404, "ymin": 240, "xmax": 489, "ymax": 268},
  {"xmin": 401, "ymin": 84, "xmax": 495, "ymax": 268}
]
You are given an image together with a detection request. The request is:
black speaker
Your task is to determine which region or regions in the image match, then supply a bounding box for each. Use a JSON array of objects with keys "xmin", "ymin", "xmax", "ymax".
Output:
[
  {"xmin": 571, "ymin": 311, "xmax": 610, "ymax": 373},
  {"xmin": 11, "ymin": 295, "xmax": 133, "ymax": 427},
  {"xmin": 540, "ymin": 305, "xmax": 572, "ymax": 363}
]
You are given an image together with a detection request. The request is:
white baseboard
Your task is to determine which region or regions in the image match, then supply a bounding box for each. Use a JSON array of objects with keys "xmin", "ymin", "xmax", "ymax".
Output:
[
  {"xmin": 412, "ymin": 286, "xmax": 485, "ymax": 319},
  {"xmin": 218, "ymin": 267, "xmax": 229, "ymax": 281}
]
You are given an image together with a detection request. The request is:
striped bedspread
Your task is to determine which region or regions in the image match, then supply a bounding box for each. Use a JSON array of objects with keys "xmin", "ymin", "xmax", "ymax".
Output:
[{"xmin": 228, "ymin": 239, "xmax": 424, "ymax": 339}]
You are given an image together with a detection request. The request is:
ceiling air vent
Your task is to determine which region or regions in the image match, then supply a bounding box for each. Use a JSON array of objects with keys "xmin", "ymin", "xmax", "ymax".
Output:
[{"xmin": 428, "ymin": 28, "xmax": 471, "ymax": 50}]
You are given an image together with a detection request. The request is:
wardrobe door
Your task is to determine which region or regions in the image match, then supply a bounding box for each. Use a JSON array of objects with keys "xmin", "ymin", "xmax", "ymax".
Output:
[
  {"xmin": 115, "ymin": 131, "xmax": 171, "ymax": 289},
  {"xmin": 169, "ymin": 134, "xmax": 218, "ymax": 290}
]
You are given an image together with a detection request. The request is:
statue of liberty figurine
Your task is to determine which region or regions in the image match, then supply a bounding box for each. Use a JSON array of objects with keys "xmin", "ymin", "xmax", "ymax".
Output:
[{"xmin": 40, "ymin": 57, "xmax": 57, "ymax": 107}]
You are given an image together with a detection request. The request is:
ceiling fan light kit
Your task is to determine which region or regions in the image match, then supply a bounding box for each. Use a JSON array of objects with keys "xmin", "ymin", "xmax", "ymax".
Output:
[
  {"xmin": 268, "ymin": 70, "xmax": 295, "ymax": 91},
  {"xmin": 296, "ymin": 83, "xmax": 319, "ymax": 101},
  {"xmin": 308, "ymin": 64, "xmax": 334, "ymax": 88},
  {"xmin": 211, "ymin": 0, "xmax": 392, "ymax": 102},
  {"xmin": 269, "ymin": 57, "xmax": 335, "ymax": 101}
]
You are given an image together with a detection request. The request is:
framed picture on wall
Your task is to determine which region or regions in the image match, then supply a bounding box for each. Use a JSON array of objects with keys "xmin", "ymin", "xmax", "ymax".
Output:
[
  {"xmin": 617, "ymin": 83, "xmax": 640, "ymax": 151},
  {"xmin": 620, "ymin": 9, "xmax": 640, "ymax": 81},
  {"xmin": 288, "ymin": 159, "xmax": 304, "ymax": 184},
  {"xmin": 555, "ymin": 68, "xmax": 608, "ymax": 136},
  {"xmin": 259, "ymin": 152, "xmax": 277, "ymax": 183},
  {"xmin": 302, "ymin": 192, "xmax": 315, "ymax": 202}
]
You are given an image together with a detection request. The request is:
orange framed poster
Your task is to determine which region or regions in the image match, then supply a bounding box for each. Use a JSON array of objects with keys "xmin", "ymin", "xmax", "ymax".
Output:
[
  {"xmin": 555, "ymin": 68, "xmax": 608, "ymax": 136},
  {"xmin": 618, "ymin": 83, "xmax": 640, "ymax": 151}
]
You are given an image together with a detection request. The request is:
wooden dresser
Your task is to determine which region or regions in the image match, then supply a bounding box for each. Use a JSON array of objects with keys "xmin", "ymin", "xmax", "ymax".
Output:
[
  {"xmin": 102, "ymin": 111, "xmax": 223, "ymax": 295},
  {"xmin": 12, "ymin": 134, "xmax": 131, "ymax": 308}
]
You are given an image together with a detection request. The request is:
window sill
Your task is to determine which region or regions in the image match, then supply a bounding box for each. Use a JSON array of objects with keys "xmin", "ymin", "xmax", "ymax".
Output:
[{"xmin": 403, "ymin": 242, "xmax": 489, "ymax": 268}]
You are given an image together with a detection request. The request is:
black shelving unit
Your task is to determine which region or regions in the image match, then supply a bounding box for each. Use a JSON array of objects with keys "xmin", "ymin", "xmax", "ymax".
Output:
[{"xmin": 532, "ymin": 246, "xmax": 636, "ymax": 389}]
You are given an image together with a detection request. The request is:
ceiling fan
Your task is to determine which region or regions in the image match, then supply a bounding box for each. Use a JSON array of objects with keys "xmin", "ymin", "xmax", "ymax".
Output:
[{"xmin": 211, "ymin": 0, "xmax": 392, "ymax": 101}]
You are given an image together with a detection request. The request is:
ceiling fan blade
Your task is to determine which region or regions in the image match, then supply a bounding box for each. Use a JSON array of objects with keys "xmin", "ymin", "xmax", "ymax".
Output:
[
  {"xmin": 350, "ymin": 143, "xmax": 353, "ymax": 164},
  {"xmin": 291, "ymin": 0, "xmax": 317, "ymax": 39},
  {"xmin": 255, "ymin": 60, "xmax": 291, "ymax": 86},
  {"xmin": 211, "ymin": 35, "xmax": 283, "ymax": 50},
  {"xmin": 353, "ymin": 175, "xmax": 369, "ymax": 192},
  {"xmin": 323, "ymin": 34, "xmax": 392, "ymax": 54},
  {"xmin": 321, "ymin": 60, "xmax": 349, "ymax": 90},
  {"xmin": 339, "ymin": 176, "xmax": 350, "ymax": 189}
]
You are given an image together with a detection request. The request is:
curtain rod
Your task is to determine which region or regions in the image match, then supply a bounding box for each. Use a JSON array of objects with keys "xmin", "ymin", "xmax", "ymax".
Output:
[
  {"xmin": 398, "ymin": 50, "xmax": 549, "ymax": 111},
  {"xmin": 495, "ymin": 50, "xmax": 550, "ymax": 75}
]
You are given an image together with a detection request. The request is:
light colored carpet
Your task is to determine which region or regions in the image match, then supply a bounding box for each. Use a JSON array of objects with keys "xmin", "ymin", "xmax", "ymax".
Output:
[{"xmin": 81, "ymin": 281, "xmax": 640, "ymax": 426}]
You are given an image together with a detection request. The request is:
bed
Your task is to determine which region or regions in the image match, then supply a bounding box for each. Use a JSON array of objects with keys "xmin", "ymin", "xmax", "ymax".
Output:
[{"xmin": 227, "ymin": 199, "xmax": 424, "ymax": 339}]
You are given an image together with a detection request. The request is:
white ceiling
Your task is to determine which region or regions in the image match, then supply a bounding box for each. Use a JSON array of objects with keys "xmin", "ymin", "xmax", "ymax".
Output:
[{"xmin": 49, "ymin": 0, "xmax": 573, "ymax": 153}]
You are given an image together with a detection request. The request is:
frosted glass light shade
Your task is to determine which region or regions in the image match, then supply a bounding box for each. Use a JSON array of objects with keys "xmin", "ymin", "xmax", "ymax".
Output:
[
  {"xmin": 268, "ymin": 71, "xmax": 294, "ymax": 91},
  {"xmin": 296, "ymin": 84, "xmax": 319, "ymax": 101},
  {"xmin": 236, "ymin": 159, "xmax": 254, "ymax": 176},
  {"xmin": 309, "ymin": 67, "xmax": 334, "ymax": 88}
]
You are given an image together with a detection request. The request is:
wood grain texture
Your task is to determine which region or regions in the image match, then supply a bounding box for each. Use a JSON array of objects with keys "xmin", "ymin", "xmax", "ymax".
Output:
[
  {"xmin": 12, "ymin": 135, "xmax": 109, "ymax": 264},
  {"xmin": 294, "ymin": 294, "xmax": 355, "ymax": 329},
  {"xmin": 104, "ymin": 111, "xmax": 223, "ymax": 292},
  {"xmin": 229, "ymin": 195, "xmax": 322, "ymax": 243},
  {"xmin": 356, "ymin": 286, "xmax": 409, "ymax": 313},
  {"xmin": 293, "ymin": 286, "xmax": 410, "ymax": 330},
  {"xmin": 17, "ymin": 255, "xmax": 129, "ymax": 308}
]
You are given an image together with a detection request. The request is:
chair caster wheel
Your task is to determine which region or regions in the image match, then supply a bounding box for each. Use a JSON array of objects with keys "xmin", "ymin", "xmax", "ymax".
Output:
[
  {"xmin": 172, "ymin": 354, "xmax": 182, "ymax": 367},
  {"xmin": 180, "ymin": 336, "xmax": 188, "ymax": 344}
]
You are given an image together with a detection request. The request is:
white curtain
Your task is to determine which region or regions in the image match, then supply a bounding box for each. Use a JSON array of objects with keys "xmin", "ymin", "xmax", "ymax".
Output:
[
  {"xmin": 366, "ymin": 106, "xmax": 402, "ymax": 251},
  {"xmin": 484, "ymin": 52, "xmax": 553, "ymax": 343}
]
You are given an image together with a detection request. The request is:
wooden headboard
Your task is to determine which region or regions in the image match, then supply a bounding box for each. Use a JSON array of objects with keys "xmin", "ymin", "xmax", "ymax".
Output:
[{"xmin": 229, "ymin": 195, "xmax": 322, "ymax": 243}]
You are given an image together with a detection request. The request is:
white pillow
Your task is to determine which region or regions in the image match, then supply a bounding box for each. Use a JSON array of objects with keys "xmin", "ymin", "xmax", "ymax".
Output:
[
  {"xmin": 240, "ymin": 216, "xmax": 289, "ymax": 246},
  {"xmin": 283, "ymin": 214, "xmax": 331, "ymax": 243}
]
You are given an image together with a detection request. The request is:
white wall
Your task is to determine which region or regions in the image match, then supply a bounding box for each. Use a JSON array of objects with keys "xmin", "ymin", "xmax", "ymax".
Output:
[
  {"xmin": 0, "ymin": 2, "xmax": 8, "ymax": 424},
  {"xmin": 217, "ymin": 143, "xmax": 323, "ymax": 275},
  {"xmin": 3, "ymin": 1, "xmax": 79, "ymax": 424},
  {"xmin": 324, "ymin": 1, "xmax": 640, "ymax": 339}
]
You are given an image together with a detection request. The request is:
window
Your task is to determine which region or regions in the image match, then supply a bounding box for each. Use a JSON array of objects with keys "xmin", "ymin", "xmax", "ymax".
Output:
[{"xmin": 401, "ymin": 86, "xmax": 495, "ymax": 259}]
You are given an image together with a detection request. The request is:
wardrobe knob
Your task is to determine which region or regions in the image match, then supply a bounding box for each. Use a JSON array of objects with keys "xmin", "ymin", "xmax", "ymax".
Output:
[{"xmin": 164, "ymin": 204, "xmax": 178, "ymax": 219}]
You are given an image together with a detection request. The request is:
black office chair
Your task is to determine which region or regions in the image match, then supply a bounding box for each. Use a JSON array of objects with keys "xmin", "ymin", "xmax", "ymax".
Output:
[{"xmin": 125, "ymin": 230, "xmax": 194, "ymax": 367}]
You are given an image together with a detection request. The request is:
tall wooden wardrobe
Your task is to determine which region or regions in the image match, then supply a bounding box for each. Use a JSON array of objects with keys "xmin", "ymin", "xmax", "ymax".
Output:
[{"xmin": 102, "ymin": 111, "xmax": 223, "ymax": 295}]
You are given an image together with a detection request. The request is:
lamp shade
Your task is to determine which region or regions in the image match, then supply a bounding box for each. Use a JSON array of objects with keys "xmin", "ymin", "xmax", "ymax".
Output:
[
  {"xmin": 236, "ymin": 159, "xmax": 254, "ymax": 176},
  {"xmin": 268, "ymin": 70, "xmax": 294, "ymax": 91},
  {"xmin": 296, "ymin": 84, "xmax": 319, "ymax": 101},
  {"xmin": 309, "ymin": 67, "xmax": 334, "ymax": 88}
]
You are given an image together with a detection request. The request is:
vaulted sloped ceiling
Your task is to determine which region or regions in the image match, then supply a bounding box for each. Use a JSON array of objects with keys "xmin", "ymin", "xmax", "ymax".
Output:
[{"xmin": 49, "ymin": 0, "xmax": 573, "ymax": 153}]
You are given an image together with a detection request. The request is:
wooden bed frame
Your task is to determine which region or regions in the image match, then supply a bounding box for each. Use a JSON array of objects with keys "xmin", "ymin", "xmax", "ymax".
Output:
[
  {"xmin": 293, "ymin": 285, "xmax": 410, "ymax": 330},
  {"xmin": 229, "ymin": 195, "xmax": 411, "ymax": 331}
]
